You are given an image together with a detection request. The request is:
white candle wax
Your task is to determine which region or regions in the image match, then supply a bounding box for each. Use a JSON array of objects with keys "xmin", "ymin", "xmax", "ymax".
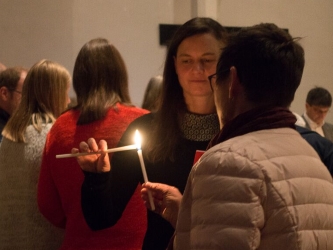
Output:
[
  {"xmin": 56, "ymin": 144, "xmax": 137, "ymax": 159},
  {"xmin": 137, "ymin": 149, "xmax": 155, "ymax": 211}
]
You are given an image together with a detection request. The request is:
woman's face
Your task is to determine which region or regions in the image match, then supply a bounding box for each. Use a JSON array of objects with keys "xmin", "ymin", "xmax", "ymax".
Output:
[{"xmin": 174, "ymin": 33, "xmax": 223, "ymax": 101}]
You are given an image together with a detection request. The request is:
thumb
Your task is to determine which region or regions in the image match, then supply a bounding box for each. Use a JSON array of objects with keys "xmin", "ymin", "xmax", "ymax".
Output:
[{"xmin": 96, "ymin": 140, "xmax": 110, "ymax": 172}]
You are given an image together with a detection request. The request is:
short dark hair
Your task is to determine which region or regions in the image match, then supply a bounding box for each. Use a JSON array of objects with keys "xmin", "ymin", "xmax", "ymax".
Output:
[
  {"xmin": 0, "ymin": 67, "xmax": 27, "ymax": 91},
  {"xmin": 217, "ymin": 23, "xmax": 305, "ymax": 108},
  {"xmin": 73, "ymin": 38, "xmax": 131, "ymax": 125},
  {"xmin": 306, "ymin": 87, "xmax": 332, "ymax": 107}
]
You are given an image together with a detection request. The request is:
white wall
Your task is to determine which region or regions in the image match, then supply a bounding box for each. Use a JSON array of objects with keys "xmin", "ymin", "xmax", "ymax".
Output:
[
  {"xmin": 0, "ymin": 0, "xmax": 332, "ymax": 122},
  {"xmin": 0, "ymin": 0, "xmax": 74, "ymax": 78},
  {"xmin": 216, "ymin": 0, "xmax": 333, "ymax": 122}
]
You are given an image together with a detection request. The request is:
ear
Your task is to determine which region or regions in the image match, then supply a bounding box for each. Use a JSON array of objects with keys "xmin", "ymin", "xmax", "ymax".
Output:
[
  {"xmin": 305, "ymin": 102, "xmax": 310, "ymax": 109},
  {"xmin": 0, "ymin": 86, "xmax": 10, "ymax": 101},
  {"xmin": 228, "ymin": 66, "xmax": 243, "ymax": 99}
]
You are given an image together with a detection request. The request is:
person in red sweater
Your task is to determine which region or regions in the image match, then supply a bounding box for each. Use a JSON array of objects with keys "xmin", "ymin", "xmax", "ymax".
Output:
[{"xmin": 37, "ymin": 38, "xmax": 149, "ymax": 250}]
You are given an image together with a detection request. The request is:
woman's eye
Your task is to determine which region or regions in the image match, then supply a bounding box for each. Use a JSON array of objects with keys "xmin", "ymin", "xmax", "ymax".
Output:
[
  {"xmin": 182, "ymin": 59, "xmax": 191, "ymax": 64},
  {"xmin": 202, "ymin": 59, "xmax": 215, "ymax": 63}
]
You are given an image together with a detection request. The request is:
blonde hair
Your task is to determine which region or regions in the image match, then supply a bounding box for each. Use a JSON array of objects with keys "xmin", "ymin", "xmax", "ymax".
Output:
[{"xmin": 2, "ymin": 59, "xmax": 71, "ymax": 142}]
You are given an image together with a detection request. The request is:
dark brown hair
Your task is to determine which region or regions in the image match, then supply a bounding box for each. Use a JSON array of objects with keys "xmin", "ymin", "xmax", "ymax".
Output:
[
  {"xmin": 73, "ymin": 38, "xmax": 131, "ymax": 124},
  {"xmin": 141, "ymin": 75, "xmax": 163, "ymax": 112},
  {"xmin": 217, "ymin": 23, "xmax": 305, "ymax": 108},
  {"xmin": 306, "ymin": 87, "xmax": 332, "ymax": 107},
  {"xmin": 0, "ymin": 66, "xmax": 27, "ymax": 91},
  {"xmin": 146, "ymin": 17, "xmax": 228, "ymax": 162}
]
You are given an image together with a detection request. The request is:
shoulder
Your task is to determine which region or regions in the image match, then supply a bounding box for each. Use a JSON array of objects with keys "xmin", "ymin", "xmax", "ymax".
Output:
[
  {"xmin": 323, "ymin": 122, "xmax": 333, "ymax": 130},
  {"xmin": 54, "ymin": 109, "xmax": 79, "ymax": 123},
  {"xmin": 297, "ymin": 125, "xmax": 328, "ymax": 144},
  {"xmin": 295, "ymin": 124, "xmax": 310, "ymax": 134},
  {"xmin": 126, "ymin": 112, "xmax": 154, "ymax": 128},
  {"xmin": 117, "ymin": 104, "xmax": 149, "ymax": 116},
  {"xmin": 25, "ymin": 124, "xmax": 52, "ymax": 143},
  {"xmin": 101, "ymin": 105, "xmax": 153, "ymax": 131},
  {"xmin": 48, "ymin": 110, "xmax": 80, "ymax": 136},
  {"xmin": 295, "ymin": 125, "xmax": 326, "ymax": 144},
  {"xmin": 202, "ymin": 128, "xmax": 332, "ymax": 186},
  {"xmin": 114, "ymin": 104, "xmax": 150, "ymax": 123},
  {"xmin": 115, "ymin": 113, "xmax": 154, "ymax": 145},
  {"xmin": 0, "ymin": 136, "xmax": 13, "ymax": 152},
  {"xmin": 200, "ymin": 128, "xmax": 319, "ymax": 176}
]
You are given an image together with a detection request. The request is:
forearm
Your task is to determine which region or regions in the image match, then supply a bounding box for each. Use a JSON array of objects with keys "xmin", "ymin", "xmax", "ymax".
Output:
[
  {"xmin": 81, "ymin": 163, "xmax": 140, "ymax": 230},
  {"xmin": 81, "ymin": 171, "xmax": 121, "ymax": 230}
]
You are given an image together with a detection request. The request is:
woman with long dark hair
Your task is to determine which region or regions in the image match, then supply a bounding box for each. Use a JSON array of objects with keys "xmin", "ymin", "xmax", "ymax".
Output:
[
  {"xmin": 76, "ymin": 18, "xmax": 228, "ymax": 249},
  {"xmin": 38, "ymin": 38, "xmax": 149, "ymax": 249}
]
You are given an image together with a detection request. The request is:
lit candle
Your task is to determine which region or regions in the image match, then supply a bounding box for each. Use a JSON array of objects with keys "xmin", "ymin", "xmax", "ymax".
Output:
[
  {"xmin": 135, "ymin": 130, "xmax": 155, "ymax": 211},
  {"xmin": 56, "ymin": 144, "xmax": 137, "ymax": 159}
]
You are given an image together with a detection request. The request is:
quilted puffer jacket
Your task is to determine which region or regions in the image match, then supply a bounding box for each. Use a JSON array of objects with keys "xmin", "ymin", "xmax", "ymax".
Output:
[{"xmin": 174, "ymin": 128, "xmax": 333, "ymax": 250}]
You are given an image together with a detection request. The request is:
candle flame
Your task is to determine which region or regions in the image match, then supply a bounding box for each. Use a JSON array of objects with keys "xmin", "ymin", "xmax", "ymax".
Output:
[{"xmin": 134, "ymin": 130, "xmax": 141, "ymax": 150}]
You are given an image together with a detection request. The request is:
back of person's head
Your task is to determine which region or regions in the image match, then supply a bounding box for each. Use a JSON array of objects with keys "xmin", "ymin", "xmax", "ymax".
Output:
[
  {"xmin": 0, "ymin": 66, "xmax": 27, "ymax": 91},
  {"xmin": 2, "ymin": 59, "xmax": 71, "ymax": 142},
  {"xmin": 73, "ymin": 37, "xmax": 131, "ymax": 125},
  {"xmin": 306, "ymin": 87, "xmax": 332, "ymax": 107},
  {"xmin": 217, "ymin": 23, "xmax": 305, "ymax": 108},
  {"xmin": 141, "ymin": 75, "xmax": 163, "ymax": 112}
]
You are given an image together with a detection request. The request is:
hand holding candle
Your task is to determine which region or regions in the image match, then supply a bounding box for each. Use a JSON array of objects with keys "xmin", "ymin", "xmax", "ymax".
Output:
[
  {"xmin": 56, "ymin": 144, "xmax": 137, "ymax": 159},
  {"xmin": 72, "ymin": 138, "xmax": 111, "ymax": 173},
  {"xmin": 135, "ymin": 130, "xmax": 155, "ymax": 211},
  {"xmin": 56, "ymin": 131, "xmax": 155, "ymax": 210}
]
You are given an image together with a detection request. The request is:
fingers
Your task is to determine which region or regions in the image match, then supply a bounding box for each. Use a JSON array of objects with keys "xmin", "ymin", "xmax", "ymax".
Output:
[
  {"xmin": 88, "ymin": 138, "xmax": 99, "ymax": 152},
  {"xmin": 141, "ymin": 188, "xmax": 164, "ymax": 214},
  {"xmin": 142, "ymin": 183, "xmax": 163, "ymax": 201},
  {"xmin": 91, "ymin": 140, "xmax": 108, "ymax": 172},
  {"xmin": 143, "ymin": 182, "xmax": 165, "ymax": 192},
  {"xmin": 75, "ymin": 138, "xmax": 103, "ymax": 173},
  {"xmin": 78, "ymin": 138, "xmax": 99, "ymax": 153},
  {"xmin": 98, "ymin": 139, "xmax": 108, "ymax": 151},
  {"xmin": 141, "ymin": 183, "xmax": 165, "ymax": 209},
  {"xmin": 143, "ymin": 182, "xmax": 176, "ymax": 197},
  {"xmin": 79, "ymin": 141, "xmax": 90, "ymax": 152},
  {"xmin": 97, "ymin": 152, "xmax": 111, "ymax": 173},
  {"xmin": 71, "ymin": 148, "xmax": 79, "ymax": 154}
]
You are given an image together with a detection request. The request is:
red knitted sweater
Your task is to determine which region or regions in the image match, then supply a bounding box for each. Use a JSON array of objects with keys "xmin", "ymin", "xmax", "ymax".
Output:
[{"xmin": 38, "ymin": 103, "xmax": 149, "ymax": 250}]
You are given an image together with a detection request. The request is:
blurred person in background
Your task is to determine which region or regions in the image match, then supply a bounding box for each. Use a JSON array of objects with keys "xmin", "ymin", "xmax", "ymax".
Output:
[
  {"xmin": 0, "ymin": 66, "xmax": 27, "ymax": 141},
  {"xmin": 0, "ymin": 59, "xmax": 71, "ymax": 249},
  {"xmin": 141, "ymin": 75, "xmax": 163, "ymax": 112},
  {"xmin": 38, "ymin": 38, "xmax": 149, "ymax": 250},
  {"xmin": 302, "ymin": 86, "xmax": 333, "ymax": 142}
]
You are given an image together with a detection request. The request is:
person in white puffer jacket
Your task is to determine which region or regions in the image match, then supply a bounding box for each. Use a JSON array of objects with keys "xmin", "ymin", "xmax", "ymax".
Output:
[{"xmin": 141, "ymin": 23, "xmax": 333, "ymax": 249}]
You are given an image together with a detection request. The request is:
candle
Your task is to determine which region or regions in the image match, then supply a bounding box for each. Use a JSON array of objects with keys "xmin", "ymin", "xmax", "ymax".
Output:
[
  {"xmin": 135, "ymin": 130, "xmax": 155, "ymax": 211},
  {"xmin": 56, "ymin": 144, "xmax": 137, "ymax": 159}
]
